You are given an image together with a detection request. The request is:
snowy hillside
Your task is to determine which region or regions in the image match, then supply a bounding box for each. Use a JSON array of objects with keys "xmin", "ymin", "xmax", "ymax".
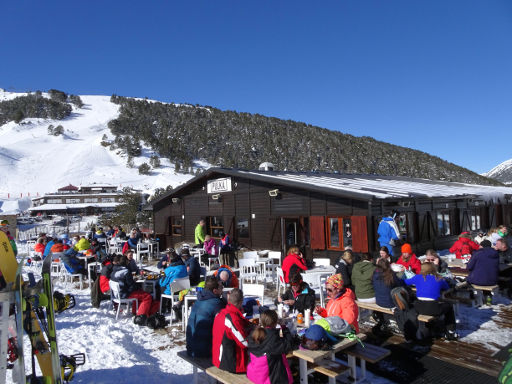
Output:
[
  {"xmin": 484, "ymin": 158, "xmax": 512, "ymax": 184},
  {"xmin": 0, "ymin": 90, "xmax": 196, "ymax": 205}
]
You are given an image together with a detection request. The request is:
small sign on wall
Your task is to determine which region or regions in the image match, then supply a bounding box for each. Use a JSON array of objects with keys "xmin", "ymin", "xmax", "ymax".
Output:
[{"xmin": 207, "ymin": 177, "xmax": 232, "ymax": 194}]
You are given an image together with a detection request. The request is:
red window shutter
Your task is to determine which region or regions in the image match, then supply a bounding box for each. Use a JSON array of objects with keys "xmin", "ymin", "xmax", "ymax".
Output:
[
  {"xmin": 351, "ymin": 216, "xmax": 368, "ymax": 253},
  {"xmin": 310, "ymin": 216, "xmax": 326, "ymax": 250}
]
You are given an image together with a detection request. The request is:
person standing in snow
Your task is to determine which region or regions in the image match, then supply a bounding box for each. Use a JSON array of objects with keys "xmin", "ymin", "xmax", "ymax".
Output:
[
  {"xmin": 377, "ymin": 215, "xmax": 400, "ymax": 256},
  {"xmin": 194, "ymin": 219, "xmax": 206, "ymax": 246}
]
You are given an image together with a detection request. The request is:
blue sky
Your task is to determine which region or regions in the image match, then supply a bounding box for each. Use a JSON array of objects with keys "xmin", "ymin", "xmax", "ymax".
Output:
[{"xmin": 1, "ymin": 1, "xmax": 511, "ymax": 174}]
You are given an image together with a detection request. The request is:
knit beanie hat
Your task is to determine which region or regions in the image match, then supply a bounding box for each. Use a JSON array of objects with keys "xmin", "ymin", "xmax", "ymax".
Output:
[
  {"xmin": 326, "ymin": 274, "xmax": 343, "ymax": 290},
  {"xmin": 401, "ymin": 243, "xmax": 412, "ymax": 254}
]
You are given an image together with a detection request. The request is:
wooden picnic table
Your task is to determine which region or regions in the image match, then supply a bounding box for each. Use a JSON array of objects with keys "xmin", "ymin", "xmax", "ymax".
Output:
[{"xmin": 292, "ymin": 333, "xmax": 366, "ymax": 384}]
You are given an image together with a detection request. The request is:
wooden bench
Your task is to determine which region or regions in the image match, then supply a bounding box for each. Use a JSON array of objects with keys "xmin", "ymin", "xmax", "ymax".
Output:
[
  {"xmin": 312, "ymin": 358, "xmax": 350, "ymax": 378},
  {"xmin": 205, "ymin": 366, "xmax": 252, "ymax": 384},
  {"xmin": 356, "ymin": 300, "xmax": 434, "ymax": 323},
  {"xmin": 345, "ymin": 343, "xmax": 390, "ymax": 383},
  {"xmin": 177, "ymin": 350, "xmax": 214, "ymax": 384},
  {"xmin": 470, "ymin": 284, "xmax": 499, "ymax": 306}
]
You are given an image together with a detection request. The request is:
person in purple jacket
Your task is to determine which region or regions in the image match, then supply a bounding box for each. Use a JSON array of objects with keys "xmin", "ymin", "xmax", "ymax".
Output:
[
  {"xmin": 405, "ymin": 263, "xmax": 458, "ymax": 340},
  {"xmin": 467, "ymin": 240, "xmax": 499, "ymax": 286}
]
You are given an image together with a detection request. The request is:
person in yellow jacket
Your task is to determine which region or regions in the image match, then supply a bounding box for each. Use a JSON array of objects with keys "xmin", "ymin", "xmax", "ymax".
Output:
[
  {"xmin": 194, "ymin": 219, "xmax": 206, "ymax": 245},
  {"xmin": 73, "ymin": 236, "xmax": 91, "ymax": 251}
]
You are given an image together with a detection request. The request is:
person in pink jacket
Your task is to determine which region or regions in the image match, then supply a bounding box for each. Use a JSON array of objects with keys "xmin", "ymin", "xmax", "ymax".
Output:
[{"xmin": 315, "ymin": 274, "xmax": 359, "ymax": 333}]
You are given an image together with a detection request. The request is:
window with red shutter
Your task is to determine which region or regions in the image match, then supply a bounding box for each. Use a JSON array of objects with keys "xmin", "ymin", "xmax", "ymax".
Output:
[{"xmin": 351, "ymin": 216, "xmax": 368, "ymax": 253}]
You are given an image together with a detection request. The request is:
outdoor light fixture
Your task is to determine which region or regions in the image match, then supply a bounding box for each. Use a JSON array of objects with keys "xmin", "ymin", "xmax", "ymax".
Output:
[
  {"xmin": 268, "ymin": 189, "xmax": 280, "ymax": 197},
  {"xmin": 212, "ymin": 194, "xmax": 221, "ymax": 200},
  {"xmin": 171, "ymin": 198, "xmax": 180, "ymax": 204}
]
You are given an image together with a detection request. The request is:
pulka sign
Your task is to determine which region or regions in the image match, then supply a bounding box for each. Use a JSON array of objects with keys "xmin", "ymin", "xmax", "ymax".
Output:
[{"xmin": 207, "ymin": 177, "xmax": 232, "ymax": 194}]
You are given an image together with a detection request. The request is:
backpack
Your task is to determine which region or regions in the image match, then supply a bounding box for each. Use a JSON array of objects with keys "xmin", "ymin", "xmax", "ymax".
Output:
[
  {"xmin": 391, "ymin": 287, "xmax": 418, "ymax": 341},
  {"xmin": 499, "ymin": 349, "xmax": 512, "ymax": 384},
  {"xmin": 315, "ymin": 317, "xmax": 353, "ymax": 337},
  {"xmin": 147, "ymin": 313, "xmax": 168, "ymax": 329}
]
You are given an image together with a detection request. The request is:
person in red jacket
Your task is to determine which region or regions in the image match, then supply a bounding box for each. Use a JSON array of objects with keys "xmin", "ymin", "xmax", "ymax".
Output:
[
  {"xmin": 282, "ymin": 246, "xmax": 307, "ymax": 283},
  {"xmin": 212, "ymin": 288, "xmax": 251, "ymax": 373},
  {"xmin": 449, "ymin": 232, "xmax": 480, "ymax": 260},
  {"xmin": 315, "ymin": 274, "xmax": 359, "ymax": 332},
  {"xmin": 395, "ymin": 243, "xmax": 421, "ymax": 275}
]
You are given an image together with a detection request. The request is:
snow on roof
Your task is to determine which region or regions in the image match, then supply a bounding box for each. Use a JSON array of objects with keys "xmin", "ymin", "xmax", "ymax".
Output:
[
  {"xmin": 28, "ymin": 202, "xmax": 120, "ymax": 211},
  {"xmin": 232, "ymin": 169, "xmax": 512, "ymax": 202}
]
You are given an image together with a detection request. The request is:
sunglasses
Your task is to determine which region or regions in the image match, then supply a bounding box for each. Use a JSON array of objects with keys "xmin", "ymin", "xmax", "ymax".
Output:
[{"xmin": 326, "ymin": 288, "xmax": 335, "ymax": 293}]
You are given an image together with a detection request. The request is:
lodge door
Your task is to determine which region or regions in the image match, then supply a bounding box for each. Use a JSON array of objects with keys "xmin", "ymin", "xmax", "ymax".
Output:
[{"xmin": 280, "ymin": 217, "xmax": 309, "ymax": 252}]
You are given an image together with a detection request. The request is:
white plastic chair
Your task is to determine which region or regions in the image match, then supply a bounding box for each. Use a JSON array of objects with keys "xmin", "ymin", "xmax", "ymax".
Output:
[
  {"xmin": 136, "ymin": 243, "xmax": 150, "ymax": 266},
  {"xmin": 159, "ymin": 277, "xmax": 191, "ymax": 321},
  {"xmin": 26, "ymin": 240, "xmax": 36, "ymax": 255},
  {"xmin": 268, "ymin": 251, "xmax": 282, "ymax": 266},
  {"xmin": 88, "ymin": 262, "xmax": 102, "ymax": 290},
  {"xmin": 242, "ymin": 283, "xmax": 265, "ymax": 305},
  {"xmin": 238, "ymin": 258, "xmax": 259, "ymax": 284},
  {"xmin": 60, "ymin": 266, "xmax": 84, "ymax": 290},
  {"xmin": 109, "ymin": 280, "xmax": 139, "ymax": 320},
  {"xmin": 314, "ymin": 258, "xmax": 331, "ymax": 267}
]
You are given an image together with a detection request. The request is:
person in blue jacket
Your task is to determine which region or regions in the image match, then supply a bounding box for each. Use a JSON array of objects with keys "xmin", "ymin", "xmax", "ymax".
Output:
[
  {"xmin": 43, "ymin": 236, "xmax": 56, "ymax": 259},
  {"xmin": 377, "ymin": 216, "xmax": 400, "ymax": 254},
  {"xmin": 186, "ymin": 276, "xmax": 226, "ymax": 357},
  {"xmin": 467, "ymin": 240, "xmax": 499, "ymax": 287},
  {"xmin": 159, "ymin": 252, "xmax": 188, "ymax": 295},
  {"xmin": 405, "ymin": 262, "xmax": 457, "ymax": 340}
]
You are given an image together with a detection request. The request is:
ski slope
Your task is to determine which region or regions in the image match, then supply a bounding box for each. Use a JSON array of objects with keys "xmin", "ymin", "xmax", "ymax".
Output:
[{"xmin": 0, "ymin": 89, "xmax": 197, "ymax": 206}]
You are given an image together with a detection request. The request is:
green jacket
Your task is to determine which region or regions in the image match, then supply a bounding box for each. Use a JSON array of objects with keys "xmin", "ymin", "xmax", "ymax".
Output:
[
  {"xmin": 351, "ymin": 261, "xmax": 376, "ymax": 299},
  {"xmin": 194, "ymin": 224, "xmax": 205, "ymax": 245}
]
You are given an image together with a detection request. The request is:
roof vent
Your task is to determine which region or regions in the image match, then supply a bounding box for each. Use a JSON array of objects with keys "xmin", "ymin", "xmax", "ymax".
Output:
[{"xmin": 258, "ymin": 162, "xmax": 274, "ymax": 171}]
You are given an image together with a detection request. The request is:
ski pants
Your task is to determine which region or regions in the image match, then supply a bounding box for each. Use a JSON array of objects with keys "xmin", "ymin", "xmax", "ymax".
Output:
[
  {"xmin": 414, "ymin": 299, "xmax": 456, "ymax": 332},
  {"xmin": 129, "ymin": 290, "xmax": 160, "ymax": 317}
]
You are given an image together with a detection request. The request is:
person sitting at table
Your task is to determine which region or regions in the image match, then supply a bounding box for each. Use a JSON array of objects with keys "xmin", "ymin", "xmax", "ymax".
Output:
[
  {"xmin": 372, "ymin": 259, "xmax": 404, "ymax": 333},
  {"xmin": 110, "ymin": 255, "xmax": 160, "ymax": 326},
  {"xmin": 34, "ymin": 236, "xmax": 47, "ymax": 255},
  {"xmin": 405, "ymin": 262, "xmax": 458, "ymax": 340},
  {"xmin": 157, "ymin": 248, "xmax": 175, "ymax": 270},
  {"xmin": 351, "ymin": 253, "xmax": 376, "ymax": 303},
  {"xmin": 219, "ymin": 231, "xmax": 234, "ymax": 265},
  {"xmin": 212, "ymin": 288, "xmax": 251, "ymax": 373},
  {"xmin": 315, "ymin": 274, "xmax": 359, "ymax": 332},
  {"xmin": 203, "ymin": 234, "xmax": 217, "ymax": 256},
  {"xmin": 247, "ymin": 309, "xmax": 294, "ymax": 384},
  {"xmin": 99, "ymin": 257, "xmax": 114, "ymax": 295},
  {"xmin": 276, "ymin": 272, "xmax": 316, "ymax": 315},
  {"xmin": 105, "ymin": 225, "xmax": 115, "ymax": 237},
  {"xmin": 50, "ymin": 239, "xmax": 69, "ymax": 254},
  {"xmin": 376, "ymin": 246, "xmax": 393, "ymax": 264},
  {"xmin": 449, "ymin": 232, "xmax": 480, "ymax": 260},
  {"xmin": 282, "ymin": 245, "xmax": 308, "ymax": 283},
  {"xmin": 496, "ymin": 238, "xmax": 512, "ymax": 264},
  {"xmin": 61, "ymin": 248, "xmax": 87, "ymax": 276},
  {"xmin": 424, "ymin": 249, "xmax": 449, "ymax": 274},
  {"xmin": 473, "ymin": 229, "xmax": 487, "ymax": 245},
  {"xmin": 124, "ymin": 250, "xmax": 140, "ymax": 275},
  {"xmin": 186, "ymin": 276, "xmax": 226, "ymax": 357},
  {"xmin": 43, "ymin": 236, "xmax": 55, "ymax": 259},
  {"xmin": 214, "ymin": 265, "xmax": 239, "ymax": 288},
  {"xmin": 395, "ymin": 243, "xmax": 421, "ymax": 275},
  {"xmin": 490, "ymin": 225, "xmax": 508, "ymax": 247},
  {"xmin": 181, "ymin": 248, "xmax": 201, "ymax": 286},
  {"xmin": 73, "ymin": 235, "xmax": 91, "ymax": 252},
  {"xmin": 467, "ymin": 240, "xmax": 499, "ymax": 287},
  {"xmin": 124, "ymin": 231, "xmax": 139, "ymax": 252},
  {"xmin": 113, "ymin": 226, "xmax": 126, "ymax": 239},
  {"xmin": 93, "ymin": 227, "xmax": 107, "ymax": 240},
  {"xmin": 159, "ymin": 251, "xmax": 188, "ymax": 295},
  {"xmin": 334, "ymin": 250, "xmax": 354, "ymax": 288}
]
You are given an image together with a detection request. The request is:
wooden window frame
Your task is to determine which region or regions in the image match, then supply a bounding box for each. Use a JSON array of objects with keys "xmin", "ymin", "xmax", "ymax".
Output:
[
  {"xmin": 236, "ymin": 217, "xmax": 250, "ymax": 239},
  {"xmin": 436, "ymin": 210, "xmax": 451, "ymax": 236},
  {"xmin": 171, "ymin": 217, "xmax": 183, "ymax": 237},
  {"xmin": 208, "ymin": 216, "xmax": 224, "ymax": 239},
  {"xmin": 326, "ymin": 216, "xmax": 346, "ymax": 251}
]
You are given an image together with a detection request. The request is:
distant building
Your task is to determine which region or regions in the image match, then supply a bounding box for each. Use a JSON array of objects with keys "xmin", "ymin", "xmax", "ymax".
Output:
[{"xmin": 29, "ymin": 183, "xmax": 122, "ymax": 216}]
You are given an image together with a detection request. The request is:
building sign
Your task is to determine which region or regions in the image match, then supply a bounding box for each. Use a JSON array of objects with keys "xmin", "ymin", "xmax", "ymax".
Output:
[{"xmin": 207, "ymin": 177, "xmax": 232, "ymax": 194}]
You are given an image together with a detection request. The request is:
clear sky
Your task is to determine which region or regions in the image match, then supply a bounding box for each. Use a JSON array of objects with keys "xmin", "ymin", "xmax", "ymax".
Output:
[{"xmin": 1, "ymin": 1, "xmax": 511, "ymax": 174}]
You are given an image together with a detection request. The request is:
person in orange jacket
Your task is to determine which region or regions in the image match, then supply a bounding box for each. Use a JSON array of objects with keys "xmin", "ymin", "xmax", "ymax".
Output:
[
  {"xmin": 395, "ymin": 243, "xmax": 421, "ymax": 275},
  {"xmin": 315, "ymin": 274, "xmax": 359, "ymax": 333},
  {"xmin": 449, "ymin": 232, "xmax": 480, "ymax": 260}
]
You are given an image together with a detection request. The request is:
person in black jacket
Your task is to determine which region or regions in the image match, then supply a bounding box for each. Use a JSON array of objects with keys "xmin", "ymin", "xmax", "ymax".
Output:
[
  {"xmin": 424, "ymin": 249, "xmax": 449, "ymax": 274},
  {"xmin": 181, "ymin": 248, "xmax": 201, "ymax": 286},
  {"xmin": 276, "ymin": 272, "xmax": 316, "ymax": 315},
  {"xmin": 246, "ymin": 310, "xmax": 295, "ymax": 384},
  {"xmin": 334, "ymin": 250, "xmax": 354, "ymax": 288},
  {"xmin": 157, "ymin": 249, "xmax": 174, "ymax": 270}
]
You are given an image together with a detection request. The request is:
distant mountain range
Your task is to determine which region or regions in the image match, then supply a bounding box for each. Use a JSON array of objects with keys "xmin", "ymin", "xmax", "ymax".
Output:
[
  {"xmin": 483, "ymin": 159, "xmax": 512, "ymax": 184},
  {"xmin": 0, "ymin": 89, "xmax": 502, "ymax": 203}
]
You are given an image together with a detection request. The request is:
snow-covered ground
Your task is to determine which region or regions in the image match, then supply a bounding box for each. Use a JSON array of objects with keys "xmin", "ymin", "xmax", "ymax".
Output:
[{"xmin": 0, "ymin": 89, "xmax": 198, "ymax": 209}]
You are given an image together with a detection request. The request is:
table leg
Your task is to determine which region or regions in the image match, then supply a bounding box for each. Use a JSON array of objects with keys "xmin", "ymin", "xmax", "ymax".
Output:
[
  {"xmin": 348, "ymin": 355, "xmax": 357, "ymax": 382},
  {"xmin": 299, "ymin": 358, "xmax": 308, "ymax": 384},
  {"xmin": 360, "ymin": 359, "xmax": 366, "ymax": 381},
  {"xmin": 328, "ymin": 352, "xmax": 336, "ymax": 384},
  {"xmin": 193, "ymin": 366, "xmax": 198, "ymax": 384}
]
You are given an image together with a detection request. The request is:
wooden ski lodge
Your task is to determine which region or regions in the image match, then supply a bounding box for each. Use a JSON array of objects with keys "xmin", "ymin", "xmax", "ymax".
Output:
[{"xmin": 148, "ymin": 167, "xmax": 512, "ymax": 260}]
